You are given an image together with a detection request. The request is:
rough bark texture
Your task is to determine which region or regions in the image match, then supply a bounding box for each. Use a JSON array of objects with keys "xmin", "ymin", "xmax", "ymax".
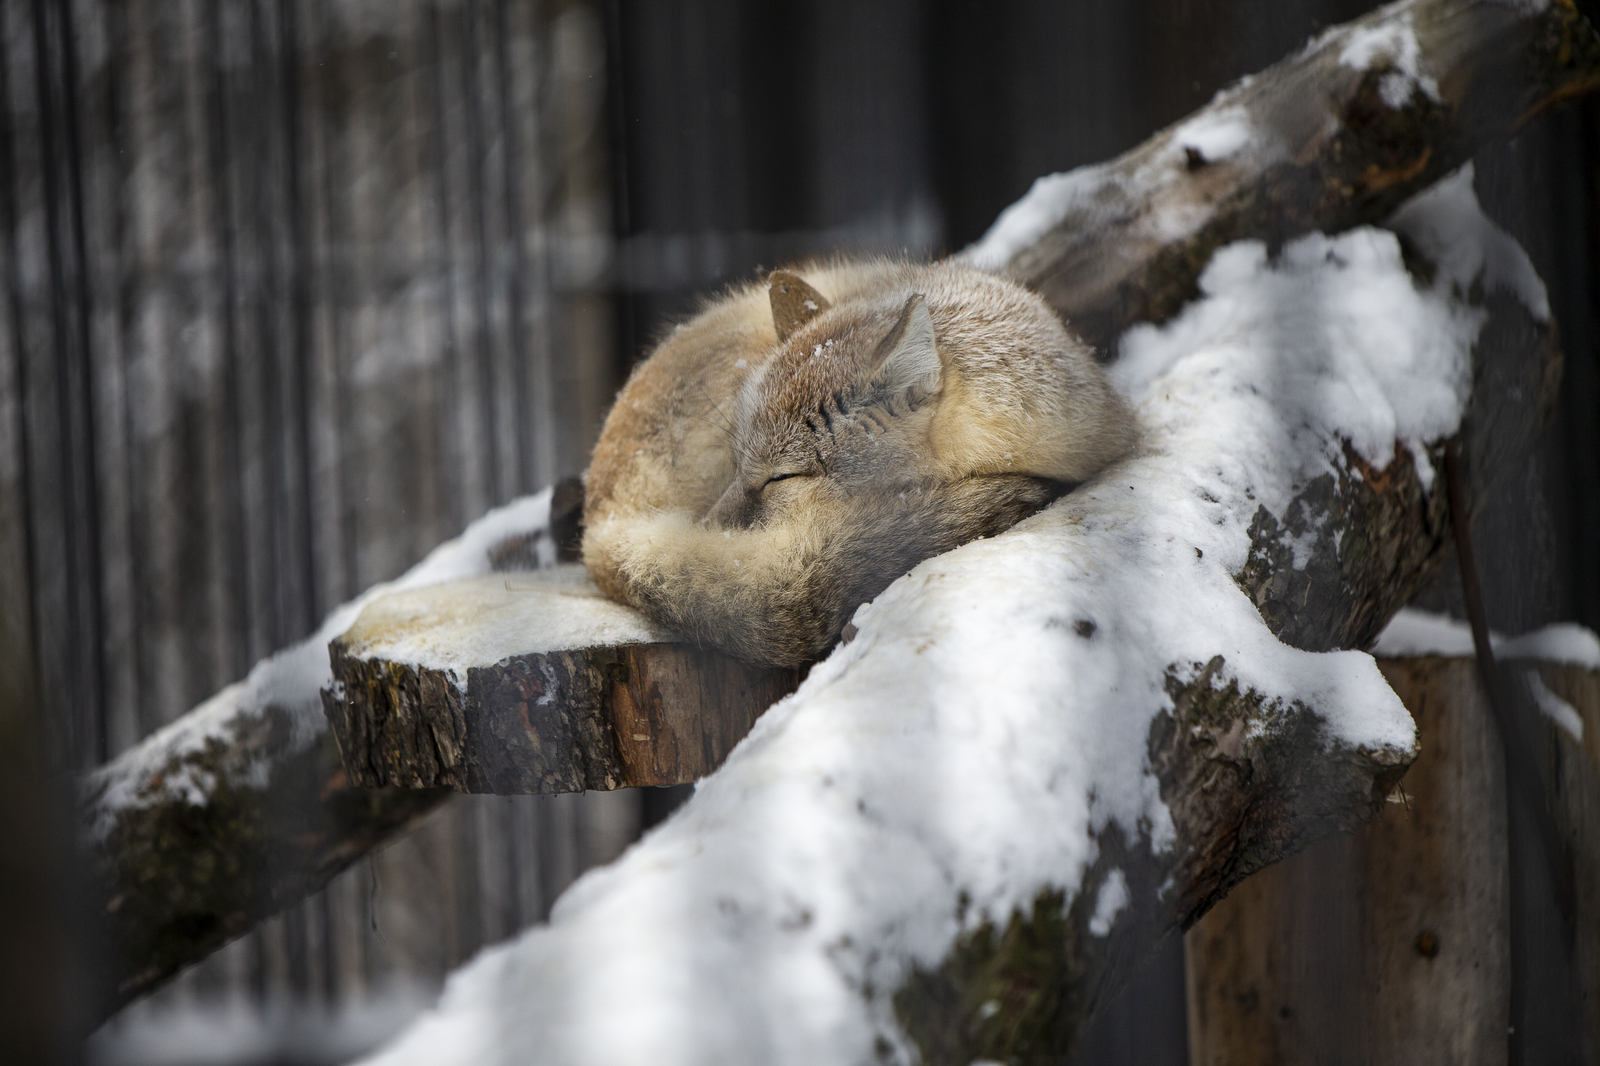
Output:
[
  {"xmin": 1186, "ymin": 658, "xmax": 1599, "ymax": 1066},
  {"xmin": 886, "ymin": 0, "xmax": 1595, "ymax": 1055},
  {"xmin": 78, "ymin": 707, "xmax": 449, "ymax": 1019},
  {"xmin": 326, "ymin": 634, "xmax": 801, "ymax": 794},
  {"xmin": 893, "ymin": 660, "xmax": 1414, "ymax": 1065},
  {"xmin": 989, "ymin": 0, "xmax": 1600, "ymax": 354}
]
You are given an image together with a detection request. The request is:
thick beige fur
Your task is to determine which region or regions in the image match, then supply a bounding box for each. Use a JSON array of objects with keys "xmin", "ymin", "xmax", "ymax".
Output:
[{"xmin": 583, "ymin": 258, "xmax": 1134, "ymax": 666}]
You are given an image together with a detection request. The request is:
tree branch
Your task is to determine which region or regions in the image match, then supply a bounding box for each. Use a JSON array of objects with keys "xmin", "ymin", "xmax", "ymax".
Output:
[
  {"xmin": 76, "ymin": 494, "xmax": 563, "ymax": 1018},
  {"xmin": 967, "ymin": 0, "xmax": 1600, "ymax": 352}
]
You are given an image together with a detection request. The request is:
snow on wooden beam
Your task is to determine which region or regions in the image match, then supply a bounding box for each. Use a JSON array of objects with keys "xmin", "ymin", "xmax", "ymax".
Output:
[
  {"xmin": 76, "ymin": 493, "xmax": 567, "ymax": 1018},
  {"xmin": 81, "ymin": 0, "xmax": 1595, "ymax": 1046},
  {"xmin": 347, "ymin": 2, "xmax": 1587, "ymax": 1062},
  {"xmin": 965, "ymin": 0, "xmax": 1600, "ymax": 352},
  {"xmin": 323, "ymin": 570, "xmax": 800, "ymax": 793}
]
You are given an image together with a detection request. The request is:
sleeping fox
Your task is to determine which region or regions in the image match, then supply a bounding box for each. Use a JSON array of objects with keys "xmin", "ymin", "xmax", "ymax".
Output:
[{"xmin": 582, "ymin": 258, "xmax": 1134, "ymax": 667}]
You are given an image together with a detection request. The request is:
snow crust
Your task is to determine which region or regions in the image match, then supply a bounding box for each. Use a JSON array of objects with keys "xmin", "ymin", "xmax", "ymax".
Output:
[
  {"xmin": 1338, "ymin": 8, "xmax": 1440, "ymax": 108},
  {"xmin": 963, "ymin": 97, "xmax": 1269, "ymax": 271},
  {"xmin": 1373, "ymin": 607, "xmax": 1600, "ymax": 670},
  {"xmin": 82, "ymin": 491, "xmax": 557, "ymax": 840},
  {"xmin": 357, "ymin": 168, "xmax": 1529, "ymax": 1066}
]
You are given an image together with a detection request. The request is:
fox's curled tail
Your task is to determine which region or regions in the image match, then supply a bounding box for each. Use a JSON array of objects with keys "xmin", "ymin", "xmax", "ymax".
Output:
[{"xmin": 583, "ymin": 474, "xmax": 1063, "ymax": 667}]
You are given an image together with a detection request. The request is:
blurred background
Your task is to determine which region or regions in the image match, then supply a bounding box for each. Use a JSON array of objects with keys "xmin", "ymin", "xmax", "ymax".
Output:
[{"xmin": 3, "ymin": 0, "xmax": 1597, "ymax": 1063}]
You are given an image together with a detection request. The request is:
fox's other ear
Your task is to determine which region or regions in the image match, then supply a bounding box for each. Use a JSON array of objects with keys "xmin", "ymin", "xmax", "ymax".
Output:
[
  {"xmin": 768, "ymin": 270, "xmax": 831, "ymax": 342},
  {"xmin": 867, "ymin": 293, "xmax": 940, "ymax": 402}
]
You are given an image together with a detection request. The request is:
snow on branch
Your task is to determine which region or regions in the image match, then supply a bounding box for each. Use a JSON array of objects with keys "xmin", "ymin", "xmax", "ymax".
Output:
[
  {"xmin": 77, "ymin": 492, "xmax": 565, "ymax": 1016},
  {"xmin": 350, "ymin": 6, "xmax": 1583, "ymax": 1064},
  {"xmin": 967, "ymin": 0, "xmax": 1593, "ymax": 351}
]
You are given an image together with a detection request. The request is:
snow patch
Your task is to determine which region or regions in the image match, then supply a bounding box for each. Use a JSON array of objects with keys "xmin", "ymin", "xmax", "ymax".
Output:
[
  {"xmin": 1174, "ymin": 105, "xmax": 1253, "ymax": 165},
  {"xmin": 963, "ymin": 92, "xmax": 1275, "ymax": 272},
  {"xmin": 1371, "ymin": 608, "xmax": 1478, "ymax": 658},
  {"xmin": 1114, "ymin": 227, "xmax": 1477, "ymax": 476},
  {"xmin": 1088, "ymin": 870, "xmax": 1130, "ymax": 937},
  {"xmin": 1526, "ymin": 672, "xmax": 1585, "ymax": 744},
  {"xmin": 1389, "ymin": 164, "xmax": 1551, "ymax": 322},
  {"xmin": 1503, "ymin": 624, "xmax": 1600, "ymax": 669},
  {"xmin": 964, "ymin": 165, "xmax": 1119, "ymax": 271},
  {"xmin": 1338, "ymin": 9, "xmax": 1440, "ymax": 107},
  {"xmin": 1372, "ymin": 608, "xmax": 1600, "ymax": 671},
  {"xmin": 88, "ymin": 984, "xmax": 438, "ymax": 1066},
  {"xmin": 335, "ymin": 568, "xmax": 673, "ymax": 673},
  {"xmin": 963, "ymin": 103, "xmax": 1268, "ymax": 272}
]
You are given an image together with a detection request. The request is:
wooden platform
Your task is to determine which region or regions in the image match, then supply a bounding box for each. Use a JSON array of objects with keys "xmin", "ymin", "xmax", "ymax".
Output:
[{"xmin": 322, "ymin": 566, "xmax": 802, "ymax": 794}]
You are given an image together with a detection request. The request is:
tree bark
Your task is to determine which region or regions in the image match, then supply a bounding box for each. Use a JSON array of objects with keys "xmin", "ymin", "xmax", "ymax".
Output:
[
  {"xmin": 324, "ymin": 571, "xmax": 800, "ymax": 793},
  {"xmin": 77, "ymin": 693, "xmax": 448, "ymax": 1020},
  {"xmin": 971, "ymin": 0, "xmax": 1600, "ymax": 354}
]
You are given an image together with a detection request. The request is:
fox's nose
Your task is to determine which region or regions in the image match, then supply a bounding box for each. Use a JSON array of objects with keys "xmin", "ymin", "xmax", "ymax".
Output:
[{"xmin": 706, "ymin": 479, "xmax": 760, "ymax": 530}]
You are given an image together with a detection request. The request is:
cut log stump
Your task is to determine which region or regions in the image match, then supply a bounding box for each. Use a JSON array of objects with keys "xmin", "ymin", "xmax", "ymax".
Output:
[{"xmin": 323, "ymin": 566, "xmax": 802, "ymax": 794}]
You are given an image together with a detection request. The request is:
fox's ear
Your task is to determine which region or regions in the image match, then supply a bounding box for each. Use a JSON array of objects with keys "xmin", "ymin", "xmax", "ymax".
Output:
[
  {"xmin": 768, "ymin": 270, "xmax": 831, "ymax": 342},
  {"xmin": 867, "ymin": 293, "xmax": 941, "ymax": 402}
]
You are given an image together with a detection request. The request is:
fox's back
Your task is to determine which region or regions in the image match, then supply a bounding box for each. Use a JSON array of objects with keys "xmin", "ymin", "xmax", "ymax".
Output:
[{"xmin": 582, "ymin": 257, "xmax": 1134, "ymax": 664}]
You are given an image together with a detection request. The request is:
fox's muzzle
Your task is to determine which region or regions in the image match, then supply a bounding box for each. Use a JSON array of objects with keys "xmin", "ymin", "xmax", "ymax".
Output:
[{"xmin": 706, "ymin": 480, "xmax": 761, "ymax": 530}]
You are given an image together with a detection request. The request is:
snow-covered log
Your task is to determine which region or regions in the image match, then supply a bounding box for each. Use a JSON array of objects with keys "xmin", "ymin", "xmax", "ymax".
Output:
[
  {"xmin": 76, "ymin": 492, "xmax": 570, "ymax": 1016},
  {"xmin": 82, "ymin": 0, "xmax": 1591, "ymax": 1043},
  {"xmin": 966, "ymin": 0, "xmax": 1600, "ymax": 351},
  {"xmin": 351, "ymin": 174, "xmax": 1559, "ymax": 1066}
]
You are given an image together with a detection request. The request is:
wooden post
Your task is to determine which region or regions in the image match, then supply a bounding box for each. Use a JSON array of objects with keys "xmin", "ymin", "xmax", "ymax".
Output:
[{"xmin": 1185, "ymin": 658, "xmax": 1599, "ymax": 1064}]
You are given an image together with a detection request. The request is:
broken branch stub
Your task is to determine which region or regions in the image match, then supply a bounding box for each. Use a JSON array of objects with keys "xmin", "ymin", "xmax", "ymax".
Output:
[
  {"xmin": 323, "ymin": 570, "xmax": 801, "ymax": 794},
  {"xmin": 894, "ymin": 659, "xmax": 1411, "ymax": 1065}
]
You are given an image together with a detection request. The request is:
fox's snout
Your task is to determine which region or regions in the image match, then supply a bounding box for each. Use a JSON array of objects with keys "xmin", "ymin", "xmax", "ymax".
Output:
[{"xmin": 706, "ymin": 480, "xmax": 761, "ymax": 530}]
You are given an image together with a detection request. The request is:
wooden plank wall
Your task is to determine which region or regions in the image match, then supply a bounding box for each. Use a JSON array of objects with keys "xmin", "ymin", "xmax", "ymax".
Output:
[
  {"xmin": 1, "ymin": 0, "xmax": 624, "ymax": 1022},
  {"xmin": 2, "ymin": 0, "xmax": 616, "ymax": 766}
]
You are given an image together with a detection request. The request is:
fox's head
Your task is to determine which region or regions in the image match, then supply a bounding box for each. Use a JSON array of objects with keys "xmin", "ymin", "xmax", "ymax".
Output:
[{"xmin": 705, "ymin": 270, "xmax": 947, "ymax": 531}]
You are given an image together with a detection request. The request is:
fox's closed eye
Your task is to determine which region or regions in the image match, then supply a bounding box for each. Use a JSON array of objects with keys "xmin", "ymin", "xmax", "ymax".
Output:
[{"xmin": 584, "ymin": 256, "xmax": 1132, "ymax": 667}]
